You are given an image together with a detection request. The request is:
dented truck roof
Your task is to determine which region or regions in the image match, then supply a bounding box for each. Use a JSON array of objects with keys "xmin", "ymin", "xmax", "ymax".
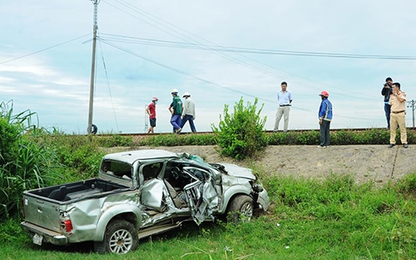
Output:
[{"xmin": 102, "ymin": 149, "xmax": 180, "ymax": 164}]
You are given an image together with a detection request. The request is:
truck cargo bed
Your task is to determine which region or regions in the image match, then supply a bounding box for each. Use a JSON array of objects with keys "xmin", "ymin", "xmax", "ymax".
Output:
[{"xmin": 25, "ymin": 178, "xmax": 128, "ymax": 202}]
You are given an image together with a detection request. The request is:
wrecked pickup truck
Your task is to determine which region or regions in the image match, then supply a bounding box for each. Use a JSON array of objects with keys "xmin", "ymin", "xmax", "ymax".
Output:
[{"xmin": 21, "ymin": 149, "xmax": 270, "ymax": 254}]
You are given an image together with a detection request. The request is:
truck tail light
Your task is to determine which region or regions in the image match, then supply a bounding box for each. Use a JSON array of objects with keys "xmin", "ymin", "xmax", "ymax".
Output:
[{"xmin": 63, "ymin": 220, "xmax": 73, "ymax": 232}]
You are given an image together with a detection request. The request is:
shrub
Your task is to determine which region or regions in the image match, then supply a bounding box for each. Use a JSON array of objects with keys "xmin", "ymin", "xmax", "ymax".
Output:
[
  {"xmin": 0, "ymin": 101, "xmax": 60, "ymax": 219},
  {"xmin": 211, "ymin": 98, "xmax": 267, "ymax": 159}
]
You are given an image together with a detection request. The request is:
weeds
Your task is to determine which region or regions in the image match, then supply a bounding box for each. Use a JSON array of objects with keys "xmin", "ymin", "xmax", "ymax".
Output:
[{"xmin": 0, "ymin": 101, "xmax": 60, "ymax": 218}]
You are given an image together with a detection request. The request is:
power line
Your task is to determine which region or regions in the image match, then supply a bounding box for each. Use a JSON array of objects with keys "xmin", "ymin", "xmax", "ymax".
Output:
[
  {"xmin": 99, "ymin": 34, "xmax": 416, "ymax": 61},
  {"xmin": 101, "ymin": 1, "xmax": 386, "ymax": 102},
  {"xmin": 99, "ymin": 39, "xmax": 378, "ymax": 121},
  {"xmin": 98, "ymin": 32, "xmax": 382, "ymax": 102},
  {"xmin": 407, "ymin": 100, "xmax": 416, "ymax": 127},
  {"xmin": 102, "ymin": 0, "xmax": 294, "ymax": 87},
  {"xmin": 0, "ymin": 34, "xmax": 91, "ymax": 65},
  {"xmin": 98, "ymin": 36, "xmax": 119, "ymax": 132}
]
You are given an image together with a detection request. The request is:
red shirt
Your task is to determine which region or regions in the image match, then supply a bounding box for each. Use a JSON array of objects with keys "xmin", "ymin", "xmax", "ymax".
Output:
[{"xmin": 148, "ymin": 102, "xmax": 156, "ymax": 119}]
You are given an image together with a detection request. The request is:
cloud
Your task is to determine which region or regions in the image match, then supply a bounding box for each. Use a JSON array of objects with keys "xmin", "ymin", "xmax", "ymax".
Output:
[{"xmin": 1, "ymin": 0, "xmax": 416, "ymax": 133}]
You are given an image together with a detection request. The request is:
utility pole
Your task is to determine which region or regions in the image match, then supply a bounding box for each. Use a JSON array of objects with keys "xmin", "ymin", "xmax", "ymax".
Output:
[
  {"xmin": 407, "ymin": 100, "xmax": 416, "ymax": 127},
  {"xmin": 144, "ymin": 104, "xmax": 148, "ymax": 133},
  {"xmin": 88, "ymin": 0, "xmax": 99, "ymax": 135}
]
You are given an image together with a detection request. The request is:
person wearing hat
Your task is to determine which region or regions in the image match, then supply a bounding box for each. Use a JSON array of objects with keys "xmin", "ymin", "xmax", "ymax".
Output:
[
  {"xmin": 318, "ymin": 91, "xmax": 333, "ymax": 148},
  {"xmin": 180, "ymin": 92, "xmax": 197, "ymax": 132},
  {"xmin": 168, "ymin": 89, "xmax": 183, "ymax": 133},
  {"xmin": 146, "ymin": 97, "xmax": 158, "ymax": 133}
]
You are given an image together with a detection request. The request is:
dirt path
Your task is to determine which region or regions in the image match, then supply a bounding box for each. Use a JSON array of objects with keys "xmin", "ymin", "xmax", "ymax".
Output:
[{"xmin": 140, "ymin": 145, "xmax": 416, "ymax": 185}]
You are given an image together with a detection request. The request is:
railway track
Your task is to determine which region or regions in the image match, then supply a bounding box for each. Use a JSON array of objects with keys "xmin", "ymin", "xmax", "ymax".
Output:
[{"xmin": 95, "ymin": 127, "xmax": 416, "ymax": 137}]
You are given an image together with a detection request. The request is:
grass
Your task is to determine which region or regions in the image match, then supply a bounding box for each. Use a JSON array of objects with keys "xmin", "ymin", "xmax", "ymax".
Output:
[{"xmin": 2, "ymin": 171, "xmax": 416, "ymax": 260}]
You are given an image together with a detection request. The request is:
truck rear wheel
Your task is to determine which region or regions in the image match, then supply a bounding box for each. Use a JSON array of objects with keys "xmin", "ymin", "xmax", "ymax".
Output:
[
  {"xmin": 94, "ymin": 220, "xmax": 138, "ymax": 254},
  {"xmin": 227, "ymin": 195, "xmax": 253, "ymax": 224}
]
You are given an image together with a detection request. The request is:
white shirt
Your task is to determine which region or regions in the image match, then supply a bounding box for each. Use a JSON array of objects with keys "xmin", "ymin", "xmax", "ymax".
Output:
[
  {"xmin": 277, "ymin": 90, "xmax": 292, "ymax": 106},
  {"xmin": 182, "ymin": 97, "xmax": 196, "ymax": 118}
]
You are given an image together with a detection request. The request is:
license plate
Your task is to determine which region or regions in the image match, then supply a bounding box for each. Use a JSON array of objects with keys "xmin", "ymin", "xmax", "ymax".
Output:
[{"xmin": 33, "ymin": 233, "xmax": 43, "ymax": 246}]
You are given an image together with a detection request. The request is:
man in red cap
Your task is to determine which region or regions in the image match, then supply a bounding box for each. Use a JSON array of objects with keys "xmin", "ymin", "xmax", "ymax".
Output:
[
  {"xmin": 318, "ymin": 91, "xmax": 333, "ymax": 148},
  {"xmin": 146, "ymin": 97, "xmax": 158, "ymax": 133}
]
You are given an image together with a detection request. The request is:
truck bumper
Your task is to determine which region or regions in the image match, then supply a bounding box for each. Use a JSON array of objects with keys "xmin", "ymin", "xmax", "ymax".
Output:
[
  {"xmin": 21, "ymin": 221, "xmax": 68, "ymax": 246},
  {"xmin": 257, "ymin": 189, "xmax": 270, "ymax": 211}
]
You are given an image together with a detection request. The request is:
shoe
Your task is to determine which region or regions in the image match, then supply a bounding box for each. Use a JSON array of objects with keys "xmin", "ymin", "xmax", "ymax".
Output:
[
  {"xmin": 388, "ymin": 144, "xmax": 395, "ymax": 148},
  {"xmin": 403, "ymin": 143, "xmax": 409, "ymax": 148},
  {"xmin": 176, "ymin": 128, "xmax": 182, "ymax": 133},
  {"xmin": 318, "ymin": 145, "xmax": 326, "ymax": 148}
]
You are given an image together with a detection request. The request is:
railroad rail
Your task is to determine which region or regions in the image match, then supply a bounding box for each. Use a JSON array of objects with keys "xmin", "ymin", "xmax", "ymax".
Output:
[{"xmin": 94, "ymin": 127, "xmax": 416, "ymax": 137}]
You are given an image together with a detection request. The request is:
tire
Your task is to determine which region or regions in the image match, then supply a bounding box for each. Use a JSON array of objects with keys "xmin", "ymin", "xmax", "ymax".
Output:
[
  {"xmin": 91, "ymin": 124, "xmax": 98, "ymax": 135},
  {"xmin": 227, "ymin": 195, "xmax": 254, "ymax": 224},
  {"xmin": 94, "ymin": 220, "xmax": 138, "ymax": 254}
]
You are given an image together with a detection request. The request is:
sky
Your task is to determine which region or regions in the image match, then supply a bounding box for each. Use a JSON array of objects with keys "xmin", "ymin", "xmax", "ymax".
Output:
[{"xmin": 1, "ymin": 0, "xmax": 416, "ymax": 134}]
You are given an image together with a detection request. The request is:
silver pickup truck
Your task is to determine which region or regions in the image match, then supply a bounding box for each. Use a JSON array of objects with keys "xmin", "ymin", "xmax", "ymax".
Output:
[{"xmin": 21, "ymin": 149, "xmax": 270, "ymax": 254}]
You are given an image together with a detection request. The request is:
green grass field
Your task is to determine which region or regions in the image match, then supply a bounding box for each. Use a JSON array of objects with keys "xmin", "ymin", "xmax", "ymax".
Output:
[{"xmin": 2, "ymin": 172, "xmax": 416, "ymax": 260}]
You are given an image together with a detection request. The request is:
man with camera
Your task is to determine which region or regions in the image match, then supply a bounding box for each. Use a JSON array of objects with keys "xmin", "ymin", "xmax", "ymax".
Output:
[{"xmin": 381, "ymin": 77, "xmax": 393, "ymax": 129}]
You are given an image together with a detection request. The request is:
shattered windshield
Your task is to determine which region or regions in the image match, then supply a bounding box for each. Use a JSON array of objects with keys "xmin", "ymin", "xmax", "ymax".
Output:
[
  {"xmin": 101, "ymin": 160, "xmax": 133, "ymax": 180},
  {"xmin": 186, "ymin": 154, "xmax": 210, "ymax": 166}
]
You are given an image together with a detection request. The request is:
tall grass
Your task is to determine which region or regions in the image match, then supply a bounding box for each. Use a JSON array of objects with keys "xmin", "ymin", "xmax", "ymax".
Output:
[
  {"xmin": 0, "ymin": 101, "xmax": 62, "ymax": 218},
  {"xmin": 1, "ymin": 173, "xmax": 415, "ymax": 259}
]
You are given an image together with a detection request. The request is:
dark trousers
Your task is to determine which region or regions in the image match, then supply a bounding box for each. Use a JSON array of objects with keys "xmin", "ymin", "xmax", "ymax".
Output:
[
  {"xmin": 180, "ymin": 115, "xmax": 197, "ymax": 132},
  {"xmin": 384, "ymin": 103, "xmax": 391, "ymax": 129},
  {"xmin": 320, "ymin": 120, "xmax": 331, "ymax": 147}
]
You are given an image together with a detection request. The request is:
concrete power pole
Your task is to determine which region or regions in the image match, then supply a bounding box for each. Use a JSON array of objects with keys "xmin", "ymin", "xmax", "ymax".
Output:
[
  {"xmin": 144, "ymin": 104, "xmax": 148, "ymax": 133},
  {"xmin": 407, "ymin": 100, "xmax": 416, "ymax": 127},
  {"xmin": 88, "ymin": 0, "xmax": 99, "ymax": 135}
]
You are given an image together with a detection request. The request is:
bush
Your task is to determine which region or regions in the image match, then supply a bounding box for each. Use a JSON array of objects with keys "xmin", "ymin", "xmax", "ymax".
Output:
[
  {"xmin": 211, "ymin": 97, "xmax": 267, "ymax": 159},
  {"xmin": 0, "ymin": 101, "xmax": 60, "ymax": 219}
]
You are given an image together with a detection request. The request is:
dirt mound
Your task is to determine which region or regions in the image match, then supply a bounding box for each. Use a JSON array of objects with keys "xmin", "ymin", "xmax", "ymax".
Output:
[{"xmin": 143, "ymin": 145, "xmax": 415, "ymax": 185}]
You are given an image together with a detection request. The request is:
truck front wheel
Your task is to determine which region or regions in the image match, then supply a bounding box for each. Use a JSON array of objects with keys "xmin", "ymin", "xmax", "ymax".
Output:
[
  {"xmin": 227, "ymin": 195, "xmax": 253, "ymax": 224},
  {"xmin": 94, "ymin": 220, "xmax": 138, "ymax": 254}
]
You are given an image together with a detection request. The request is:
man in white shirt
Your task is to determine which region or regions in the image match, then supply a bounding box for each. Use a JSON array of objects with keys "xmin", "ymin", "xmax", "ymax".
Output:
[
  {"xmin": 273, "ymin": 81, "xmax": 293, "ymax": 132},
  {"xmin": 180, "ymin": 92, "xmax": 197, "ymax": 132}
]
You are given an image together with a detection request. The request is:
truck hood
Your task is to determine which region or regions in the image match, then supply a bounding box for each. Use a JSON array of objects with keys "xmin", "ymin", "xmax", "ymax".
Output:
[{"xmin": 221, "ymin": 163, "xmax": 256, "ymax": 180}]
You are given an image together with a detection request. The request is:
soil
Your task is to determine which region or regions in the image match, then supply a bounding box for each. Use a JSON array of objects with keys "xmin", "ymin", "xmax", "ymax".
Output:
[{"xmin": 137, "ymin": 144, "xmax": 416, "ymax": 185}]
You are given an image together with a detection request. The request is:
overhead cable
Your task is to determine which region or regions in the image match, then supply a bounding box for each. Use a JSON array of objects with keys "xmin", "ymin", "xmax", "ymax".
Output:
[
  {"xmin": 0, "ymin": 33, "xmax": 91, "ymax": 65},
  {"xmin": 99, "ymin": 33, "xmax": 416, "ymax": 61}
]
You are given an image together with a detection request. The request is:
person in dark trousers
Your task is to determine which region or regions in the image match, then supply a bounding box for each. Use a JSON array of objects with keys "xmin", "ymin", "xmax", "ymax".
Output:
[
  {"xmin": 168, "ymin": 89, "xmax": 183, "ymax": 133},
  {"xmin": 381, "ymin": 77, "xmax": 393, "ymax": 129},
  {"xmin": 146, "ymin": 97, "xmax": 158, "ymax": 133},
  {"xmin": 180, "ymin": 92, "xmax": 197, "ymax": 132},
  {"xmin": 318, "ymin": 91, "xmax": 333, "ymax": 148}
]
